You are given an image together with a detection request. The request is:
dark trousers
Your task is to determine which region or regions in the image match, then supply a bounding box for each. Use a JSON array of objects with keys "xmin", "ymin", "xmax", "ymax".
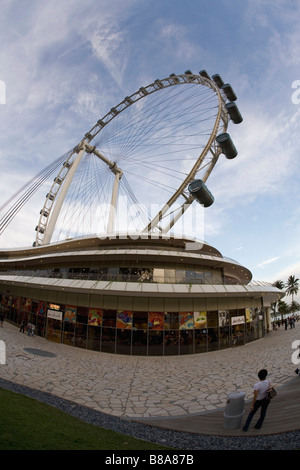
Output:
[{"xmin": 243, "ymin": 398, "xmax": 270, "ymax": 429}]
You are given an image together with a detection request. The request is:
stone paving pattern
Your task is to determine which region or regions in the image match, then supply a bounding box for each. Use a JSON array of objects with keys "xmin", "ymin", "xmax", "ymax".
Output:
[{"xmin": 0, "ymin": 322, "xmax": 299, "ymax": 419}]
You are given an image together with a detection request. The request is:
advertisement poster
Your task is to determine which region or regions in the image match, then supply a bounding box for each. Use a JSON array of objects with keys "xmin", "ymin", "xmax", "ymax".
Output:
[
  {"xmin": 24, "ymin": 298, "xmax": 32, "ymax": 312},
  {"xmin": 64, "ymin": 306, "xmax": 77, "ymax": 323},
  {"xmin": 47, "ymin": 309, "xmax": 63, "ymax": 321},
  {"xmin": 15, "ymin": 297, "xmax": 24, "ymax": 311},
  {"xmin": 219, "ymin": 310, "xmax": 229, "ymax": 326},
  {"xmin": 148, "ymin": 312, "xmax": 164, "ymax": 330},
  {"xmin": 245, "ymin": 308, "xmax": 252, "ymax": 322},
  {"xmin": 194, "ymin": 311, "xmax": 207, "ymax": 329},
  {"xmin": 231, "ymin": 315, "xmax": 245, "ymax": 326},
  {"xmin": 88, "ymin": 308, "xmax": 103, "ymax": 326},
  {"xmin": 117, "ymin": 310, "xmax": 133, "ymax": 329},
  {"xmin": 179, "ymin": 312, "xmax": 194, "ymax": 330},
  {"xmin": 38, "ymin": 301, "xmax": 47, "ymax": 316}
]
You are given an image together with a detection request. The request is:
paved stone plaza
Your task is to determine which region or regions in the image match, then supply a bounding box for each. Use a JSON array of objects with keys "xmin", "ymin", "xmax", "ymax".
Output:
[{"xmin": 0, "ymin": 321, "xmax": 298, "ymax": 420}]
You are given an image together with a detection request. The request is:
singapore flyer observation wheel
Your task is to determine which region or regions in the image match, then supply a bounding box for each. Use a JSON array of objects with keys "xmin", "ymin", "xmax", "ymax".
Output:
[{"xmin": 1, "ymin": 70, "xmax": 243, "ymax": 246}]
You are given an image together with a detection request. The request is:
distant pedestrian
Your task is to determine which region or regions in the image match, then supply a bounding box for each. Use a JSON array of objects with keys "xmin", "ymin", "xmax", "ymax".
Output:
[
  {"xmin": 243, "ymin": 369, "xmax": 272, "ymax": 431},
  {"xmin": 0, "ymin": 313, "xmax": 4, "ymax": 327},
  {"xmin": 20, "ymin": 320, "xmax": 25, "ymax": 333},
  {"xmin": 31, "ymin": 324, "xmax": 35, "ymax": 337},
  {"xmin": 27, "ymin": 322, "xmax": 32, "ymax": 336}
]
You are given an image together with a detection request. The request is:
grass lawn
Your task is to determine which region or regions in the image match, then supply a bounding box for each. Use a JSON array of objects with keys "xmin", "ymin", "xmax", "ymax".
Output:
[{"xmin": 0, "ymin": 388, "xmax": 173, "ymax": 450}]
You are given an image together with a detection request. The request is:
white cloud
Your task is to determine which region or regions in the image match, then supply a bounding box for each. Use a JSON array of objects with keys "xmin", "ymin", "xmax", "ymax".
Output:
[{"xmin": 257, "ymin": 257, "xmax": 280, "ymax": 269}]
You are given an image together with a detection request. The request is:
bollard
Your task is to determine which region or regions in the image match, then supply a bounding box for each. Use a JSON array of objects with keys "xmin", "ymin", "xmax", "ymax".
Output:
[{"xmin": 223, "ymin": 391, "xmax": 245, "ymax": 429}]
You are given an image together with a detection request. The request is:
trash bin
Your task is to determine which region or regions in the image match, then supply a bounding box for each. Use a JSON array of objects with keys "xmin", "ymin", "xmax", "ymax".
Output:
[{"xmin": 223, "ymin": 391, "xmax": 245, "ymax": 429}]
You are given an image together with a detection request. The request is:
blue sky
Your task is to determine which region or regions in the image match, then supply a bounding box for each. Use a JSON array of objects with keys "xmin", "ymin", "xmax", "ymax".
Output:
[{"xmin": 0, "ymin": 0, "xmax": 300, "ymax": 301}]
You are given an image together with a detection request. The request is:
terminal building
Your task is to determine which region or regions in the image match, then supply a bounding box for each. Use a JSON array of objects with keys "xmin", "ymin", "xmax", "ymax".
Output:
[{"xmin": 0, "ymin": 233, "xmax": 283, "ymax": 356}]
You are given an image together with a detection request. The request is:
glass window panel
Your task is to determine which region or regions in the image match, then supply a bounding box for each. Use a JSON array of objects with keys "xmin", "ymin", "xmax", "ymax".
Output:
[
  {"xmin": 133, "ymin": 311, "xmax": 148, "ymax": 329},
  {"xmin": 62, "ymin": 321, "xmax": 75, "ymax": 345},
  {"xmin": 148, "ymin": 330, "xmax": 163, "ymax": 356},
  {"xmin": 75, "ymin": 323, "xmax": 87, "ymax": 348},
  {"xmin": 116, "ymin": 329, "xmax": 132, "ymax": 355},
  {"xmin": 164, "ymin": 269, "xmax": 175, "ymax": 283},
  {"xmin": 153, "ymin": 268, "xmax": 164, "ymax": 283},
  {"xmin": 175, "ymin": 269, "xmax": 185, "ymax": 283},
  {"xmin": 77, "ymin": 306, "xmax": 89, "ymax": 324},
  {"xmin": 231, "ymin": 324, "xmax": 245, "ymax": 347},
  {"xmin": 179, "ymin": 330, "xmax": 193, "ymax": 355},
  {"xmin": 164, "ymin": 312, "xmax": 179, "ymax": 329},
  {"xmin": 207, "ymin": 311, "xmax": 218, "ymax": 327},
  {"xmin": 207, "ymin": 327, "xmax": 219, "ymax": 351},
  {"xmin": 132, "ymin": 329, "xmax": 147, "ymax": 355},
  {"xmin": 103, "ymin": 309, "xmax": 116, "ymax": 327},
  {"xmin": 101, "ymin": 327, "xmax": 116, "ymax": 353},
  {"xmin": 220, "ymin": 326, "xmax": 230, "ymax": 349},
  {"xmin": 195, "ymin": 329, "xmax": 207, "ymax": 353},
  {"xmin": 164, "ymin": 330, "xmax": 179, "ymax": 355},
  {"xmin": 46, "ymin": 318, "xmax": 62, "ymax": 343},
  {"xmin": 87, "ymin": 325, "xmax": 101, "ymax": 351}
]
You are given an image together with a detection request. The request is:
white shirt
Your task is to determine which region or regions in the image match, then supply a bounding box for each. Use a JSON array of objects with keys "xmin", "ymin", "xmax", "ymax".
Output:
[{"xmin": 253, "ymin": 379, "xmax": 271, "ymax": 400}]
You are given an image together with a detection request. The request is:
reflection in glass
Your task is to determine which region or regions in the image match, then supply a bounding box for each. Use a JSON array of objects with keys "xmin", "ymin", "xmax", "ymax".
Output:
[
  {"xmin": 87, "ymin": 325, "xmax": 101, "ymax": 351},
  {"xmin": 207, "ymin": 327, "xmax": 219, "ymax": 351},
  {"xmin": 132, "ymin": 329, "xmax": 147, "ymax": 355},
  {"xmin": 62, "ymin": 321, "xmax": 75, "ymax": 345},
  {"xmin": 116, "ymin": 329, "xmax": 132, "ymax": 354},
  {"xmin": 101, "ymin": 327, "xmax": 116, "ymax": 352},
  {"xmin": 164, "ymin": 312, "xmax": 179, "ymax": 329},
  {"xmin": 180, "ymin": 330, "xmax": 193, "ymax": 354},
  {"xmin": 75, "ymin": 323, "xmax": 87, "ymax": 349},
  {"xmin": 148, "ymin": 330, "xmax": 163, "ymax": 356},
  {"xmin": 164, "ymin": 330, "xmax": 179, "ymax": 355},
  {"xmin": 195, "ymin": 329, "xmax": 207, "ymax": 353}
]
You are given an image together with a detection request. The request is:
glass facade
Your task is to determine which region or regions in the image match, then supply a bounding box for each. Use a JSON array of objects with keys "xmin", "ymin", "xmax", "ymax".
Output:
[
  {"xmin": 1, "ymin": 264, "xmax": 228, "ymax": 284},
  {"xmin": 0, "ymin": 293, "xmax": 265, "ymax": 356}
]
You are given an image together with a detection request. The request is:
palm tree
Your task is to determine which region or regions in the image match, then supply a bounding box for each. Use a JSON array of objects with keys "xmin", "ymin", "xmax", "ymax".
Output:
[
  {"xmin": 273, "ymin": 280, "xmax": 285, "ymax": 290},
  {"xmin": 272, "ymin": 280, "xmax": 285, "ymax": 318},
  {"xmin": 277, "ymin": 300, "xmax": 290, "ymax": 320},
  {"xmin": 285, "ymin": 275, "xmax": 299, "ymax": 303}
]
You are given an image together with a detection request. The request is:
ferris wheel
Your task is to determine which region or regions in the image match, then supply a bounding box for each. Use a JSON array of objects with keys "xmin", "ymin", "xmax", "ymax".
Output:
[{"xmin": 1, "ymin": 70, "xmax": 243, "ymax": 246}]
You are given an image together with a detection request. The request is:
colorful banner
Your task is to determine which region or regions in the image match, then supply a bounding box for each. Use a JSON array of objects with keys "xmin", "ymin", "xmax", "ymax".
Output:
[
  {"xmin": 179, "ymin": 312, "xmax": 194, "ymax": 330},
  {"xmin": 245, "ymin": 308, "xmax": 252, "ymax": 322},
  {"xmin": 88, "ymin": 308, "xmax": 103, "ymax": 326},
  {"xmin": 194, "ymin": 311, "xmax": 207, "ymax": 329},
  {"xmin": 117, "ymin": 310, "xmax": 132, "ymax": 329},
  {"xmin": 24, "ymin": 298, "xmax": 32, "ymax": 312},
  {"xmin": 38, "ymin": 301, "xmax": 47, "ymax": 316},
  {"xmin": 148, "ymin": 312, "xmax": 164, "ymax": 330},
  {"xmin": 64, "ymin": 306, "xmax": 77, "ymax": 323}
]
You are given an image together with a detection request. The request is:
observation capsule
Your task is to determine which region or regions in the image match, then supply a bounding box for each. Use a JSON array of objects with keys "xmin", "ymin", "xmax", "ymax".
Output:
[
  {"xmin": 225, "ymin": 102, "xmax": 243, "ymax": 124},
  {"xmin": 216, "ymin": 133, "xmax": 238, "ymax": 159},
  {"xmin": 188, "ymin": 179, "xmax": 214, "ymax": 207},
  {"xmin": 212, "ymin": 74, "xmax": 224, "ymax": 88},
  {"xmin": 199, "ymin": 70, "xmax": 210, "ymax": 80},
  {"xmin": 221, "ymin": 83, "xmax": 237, "ymax": 101},
  {"xmin": 184, "ymin": 70, "xmax": 196, "ymax": 81}
]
